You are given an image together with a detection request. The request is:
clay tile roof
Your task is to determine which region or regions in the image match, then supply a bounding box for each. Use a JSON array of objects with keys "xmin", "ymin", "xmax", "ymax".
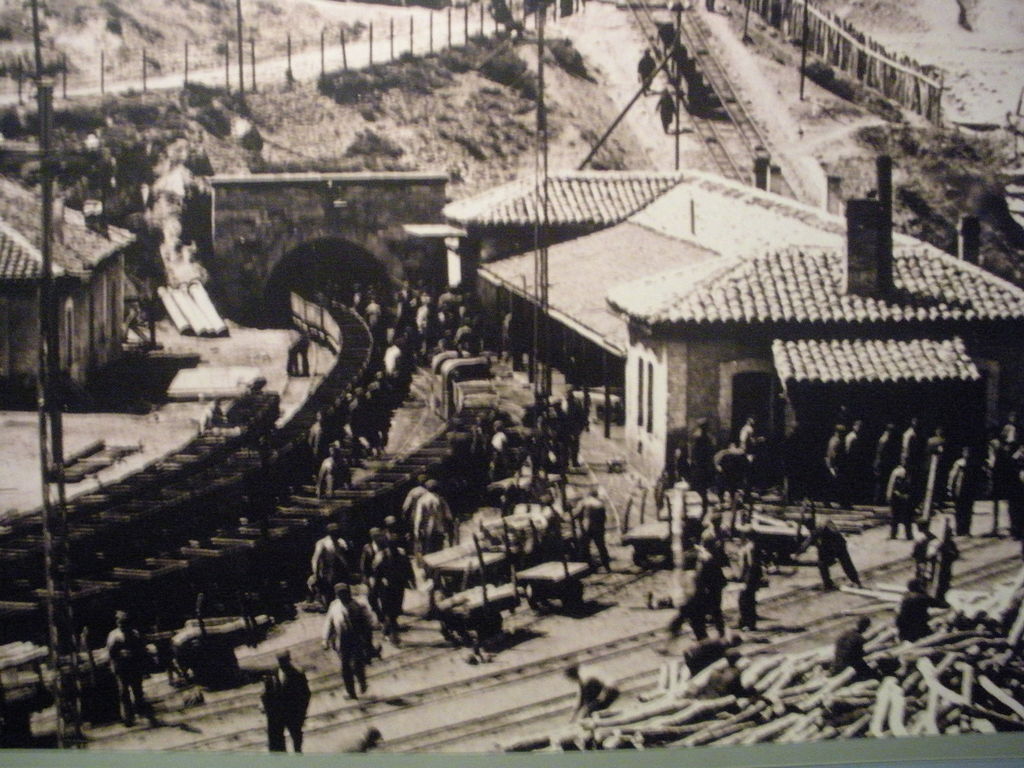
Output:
[
  {"xmin": 443, "ymin": 171, "xmax": 688, "ymax": 227},
  {"xmin": 0, "ymin": 177, "xmax": 133, "ymax": 281},
  {"xmin": 608, "ymin": 246, "xmax": 1024, "ymax": 327},
  {"xmin": 0, "ymin": 220, "xmax": 42, "ymax": 280},
  {"xmin": 772, "ymin": 337, "xmax": 981, "ymax": 384}
]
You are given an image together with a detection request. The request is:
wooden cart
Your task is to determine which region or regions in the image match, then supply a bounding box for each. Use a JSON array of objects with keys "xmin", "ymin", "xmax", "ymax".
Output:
[
  {"xmin": 516, "ymin": 558, "xmax": 590, "ymax": 610},
  {"xmin": 431, "ymin": 535, "xmax": 519, "ymax": 651},
  {"xmin": 622, "ymin": 520, "xmax": 672, "ymax": 568}
]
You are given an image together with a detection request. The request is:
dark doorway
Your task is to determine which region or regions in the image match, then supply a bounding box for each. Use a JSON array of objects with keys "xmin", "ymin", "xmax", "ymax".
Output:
[
  {"xmin": 731, "ymin": 371, "xmax": 773, "ymax": 442},
  {"xmin": 263, "ymin": 238, "xmax": 391, "ymax": 327}
]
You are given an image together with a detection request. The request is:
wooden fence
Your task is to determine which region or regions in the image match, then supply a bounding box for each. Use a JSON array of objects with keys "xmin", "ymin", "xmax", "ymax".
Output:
[{"xmin": 747, "ymin": 0, "xmax": 943, "ymax": 123}]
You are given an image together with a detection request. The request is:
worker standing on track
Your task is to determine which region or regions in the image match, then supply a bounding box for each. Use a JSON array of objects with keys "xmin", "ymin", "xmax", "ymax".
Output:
[
  {"xmin": 372, "ymin": 533, "xmax": 414, "ymax": 646},
  {"xmin": 886, "ymin": 458, "xmax": 915, "ymax": 540},
  {"xmin": 311, "ymin": 524, "xmax": 351, "ymax": 609},
  {"xmin": 105, "ymin": 611, "xmax": 157, "ymax": 728},
  {"xmin": 323, "ymin": 584, "xmax": 376, "ymax": 701},
  {"xmin": 573, "ymin": 488, "xmax": 611, "ymax": 572},
  {"xmin": 734, "ymin": 534, "xmax": 764, "ymax": 631},
  {"xmin": 566, "ymin": 664, "xmax": 620, "ymax": 722},
  {"xmin": 261, "ymin": 650, "xmax": 311, "ymax": 753},
  {"xmin": 412, "ymin": 479, "xmax": 455, "ymax": 556},
  {"xmin": 947, "ymin": 446, "xmax": 981, "ymax": 537}
]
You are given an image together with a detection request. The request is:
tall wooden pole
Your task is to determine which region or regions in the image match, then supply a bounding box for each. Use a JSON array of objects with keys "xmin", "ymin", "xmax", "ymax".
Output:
[
  {"xmin": 250, "ymin": 37, "xmax": 256, "ymax": 91},
  {"xmin": 799, "ymin": 0, "xmax": 809, "ymax": 100},
  {"xmin": 674, "ymin": 3, "xmax": 682, "ymax": 171},
  {"xmin": 224, "ymin": 43, "xmax": 231, "ymax": 91},
  {"xmin": 32, "ymin": 0, "xmax": 77, "ymax": 744},
  {"xmin": 142, "ymin": 48, "xmax": 147, "ymax": 92},
  {"xmin": 236, "ymin": 0, "xmax": 245, "ymax": 102},
  {"xmin": 184, "ymin": 41, "xmax": 189, "ymax": 88}
]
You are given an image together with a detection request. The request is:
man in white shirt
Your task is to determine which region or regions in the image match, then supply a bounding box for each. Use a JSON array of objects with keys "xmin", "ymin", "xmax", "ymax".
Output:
[{"xmin": 412, "ymin": 480, "xmax": 455, "ymax": 555}]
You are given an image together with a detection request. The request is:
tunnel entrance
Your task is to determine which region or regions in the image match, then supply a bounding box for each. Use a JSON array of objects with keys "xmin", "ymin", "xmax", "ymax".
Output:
[{"xmin": 263, "ymin": 238, "xmax": 394, "ymax": 326}]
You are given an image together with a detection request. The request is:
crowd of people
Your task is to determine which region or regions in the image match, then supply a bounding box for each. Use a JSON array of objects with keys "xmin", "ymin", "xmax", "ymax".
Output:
[{"xmin": 659, "ymin": 410, "xmax": 1024, "ymax": 547}]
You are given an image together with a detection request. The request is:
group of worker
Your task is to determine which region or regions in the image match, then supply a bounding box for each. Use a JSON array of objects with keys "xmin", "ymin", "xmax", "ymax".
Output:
[{"xmin": 665, "ymin": 411, "xmax": 1024, "ymax": 545}]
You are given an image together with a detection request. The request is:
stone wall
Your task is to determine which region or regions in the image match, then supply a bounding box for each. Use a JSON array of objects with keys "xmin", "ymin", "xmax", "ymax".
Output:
[{"xmin": 210, "ymin": 173, "xmax": 447, "ymax": 318}]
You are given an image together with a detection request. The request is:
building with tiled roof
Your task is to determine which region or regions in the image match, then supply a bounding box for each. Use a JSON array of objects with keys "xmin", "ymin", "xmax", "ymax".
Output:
[
  {"xmin": 0, "ymin": 177, "xmax": 134, "ymax": 404},
  {"xmin": 444, "ymin": 170, "xmax": 688, "ymax": 261},
  {"xmin": 469, "ymin": 165, "xmax": 1024, "ymax": 487}
]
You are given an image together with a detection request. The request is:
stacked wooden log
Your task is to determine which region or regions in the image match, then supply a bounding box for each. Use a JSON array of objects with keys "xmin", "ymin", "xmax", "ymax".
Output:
[{"xmin": 505, "ymin": 568, "xmax": 1024, "ymax": 752}]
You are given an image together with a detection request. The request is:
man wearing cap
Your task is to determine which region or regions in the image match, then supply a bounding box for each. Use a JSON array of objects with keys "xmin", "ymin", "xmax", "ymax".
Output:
[
  {"xmin": 261, "ymin": 650, "xmax": 311, "ymax": 752},
  {"xmin": 323, "ymin": 584, "xmax": 376, "ymax": 700},
  {"xmin": 371, "ymin": 531, "xmax": 415, "ymax": 645},
  {"xmin": 105, "ymin": 611, "xmax": 156, "ymax": 727},
  {"xmin": 311, "ymin": 524, "xmax": 351, "ymax": 610}
]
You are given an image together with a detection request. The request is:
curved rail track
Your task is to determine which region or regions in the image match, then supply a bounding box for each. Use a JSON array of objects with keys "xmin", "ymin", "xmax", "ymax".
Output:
[{"xmin": 0, "ymin": 297, "xmax": 454, "ymax": 644}]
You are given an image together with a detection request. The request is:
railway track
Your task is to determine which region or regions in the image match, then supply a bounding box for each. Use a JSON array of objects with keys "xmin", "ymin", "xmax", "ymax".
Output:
[
  {"xmin": 382, "ymin": 552, "xmax": 1021, "ymax": 752},
  {"xmin": 99, "ymin": 536, "xmax": 1010, "ymax": 752},
  {"xmin": 75, "ymin": 567, "xmax": 655, "ymax": 750},
  {"xmin": 625, "ymin": 1, "xmax": 795, "ymax": 198},
  {"xmin": 0, "ymin": 298, "xmax": 447, "ymax": 645}
]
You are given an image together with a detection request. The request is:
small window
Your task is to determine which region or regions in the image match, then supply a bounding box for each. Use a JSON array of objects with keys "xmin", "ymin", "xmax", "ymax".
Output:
[
  {"xmin": 637, "ymin": 357, "xmax": 644, "ymax": 427},
  {"xmin": 646, "ymin": 361, "xmax": 654, "ymax": 434}
]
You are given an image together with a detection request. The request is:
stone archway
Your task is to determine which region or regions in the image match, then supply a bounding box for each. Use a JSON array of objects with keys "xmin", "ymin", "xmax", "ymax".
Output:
[{"xmin": 262, "ymin": 238, "xmax": 395, "ymax": 326}]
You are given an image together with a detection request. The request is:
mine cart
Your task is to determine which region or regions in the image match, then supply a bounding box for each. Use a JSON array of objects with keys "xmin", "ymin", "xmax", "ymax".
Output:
[
  {"xmin": 431, "ymin": 535, "xmax": 519, "ymax": 651},
  {"xmin": 736, "ymin": 510, "xmax": 812, "ymax": 569},
  {"xmin": 516, "ymin": 556, "xmax": 590, "ymax": 610},
  {"xmin": 0, "ymin": 642, "xmax": 52, "ymax": 747},
  {"xmin": 622, "ymin": 519, "xmax": 672, "ymax": 568}
]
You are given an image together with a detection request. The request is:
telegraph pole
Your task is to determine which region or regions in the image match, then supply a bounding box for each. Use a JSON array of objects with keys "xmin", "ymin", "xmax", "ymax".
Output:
[
  {"xmin": 30, "ymin": 0, "xmax": 79, "ymax": 746},
  {"xmin": 533, "ymin": 1, "xmax": 551, "ymax": 398},
  {"xmin": 236, "ymin": 0, "xmax": 246, "ymax": 98}
]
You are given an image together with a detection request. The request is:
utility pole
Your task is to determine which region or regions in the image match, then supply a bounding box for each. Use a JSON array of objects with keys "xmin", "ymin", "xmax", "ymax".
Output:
[
  {"xmin": 533, "ymin": 1, "xmax": 551, "ymax": 398},
  {"xmin": 799, "ymin": 0, "xmax": 809, "ymax": 100},
  {"xmin": 236, "ymin": 0, "xmax": 246, "ymax": 101},
  {"xmin": 673, "ymin": 2, "xmax": 683, "ymax": 171},
  {"xmin": 30, "ymin": 0, "xmax": 78, "ymax": 747}
]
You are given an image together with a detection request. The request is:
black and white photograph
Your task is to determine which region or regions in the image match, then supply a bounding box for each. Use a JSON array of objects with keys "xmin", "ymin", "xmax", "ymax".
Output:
[{"xmin": 0, "ymin": 0, "xmax": 1023, "ymax": 758}]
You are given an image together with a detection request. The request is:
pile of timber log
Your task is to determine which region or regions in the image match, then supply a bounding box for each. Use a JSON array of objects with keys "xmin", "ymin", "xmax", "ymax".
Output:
[{"xmin": 506, "ymin": 568, "xmax": 1024, "ymax": 752}]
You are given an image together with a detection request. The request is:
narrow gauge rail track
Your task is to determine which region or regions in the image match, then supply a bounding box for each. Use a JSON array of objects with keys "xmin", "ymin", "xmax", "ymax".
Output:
[
  {"xmin": 84, "ymin": 569, "xmax": 657, "ymax": 751},
  {"xmin": 0, "ymin": 297, "xmax": 453, "ymax": 645},
  {"xmin": 382, "ymin": 554, "xmax": 1021, "ymax": 752},
  {"xmin": 152, "ymin": 537, "xmax": 1005, "ymax": 752},
  {"xmin": 626, "ymin": 1, "xmax": 795, "ymax": 199}
]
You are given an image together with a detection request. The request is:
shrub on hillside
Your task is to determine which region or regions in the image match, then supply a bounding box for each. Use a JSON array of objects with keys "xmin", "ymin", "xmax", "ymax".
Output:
[
  {"xmin": 319, "ymin": 59, "xmax": 453, "ymax": 105},
  {"xmin": 546, "ymin": 38, "xmax": 593, "ymax": 82},
  {"xmin": 345, "ymin": 129, "xmax": 404, "ymax": 159}
]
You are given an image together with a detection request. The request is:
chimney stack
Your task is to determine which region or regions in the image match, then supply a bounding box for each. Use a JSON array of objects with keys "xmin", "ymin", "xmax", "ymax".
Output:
[
  {"xmin": 826, "ymin": 174, "xmax": 843, "ymax": 215},
  {"xmin": 753, "ymin": 148, "xmax": 771, "ymax": 192},
  {"xmin": 875, "ymin": 155, "xmax": 893, "ymax": 274},
  {"xmin": 845, "ymin": 199, "xmax": 891, "ymax": 296},
  {"xmin": 957, "ymin": 215, "xmax": 981, "ymax": 265}
]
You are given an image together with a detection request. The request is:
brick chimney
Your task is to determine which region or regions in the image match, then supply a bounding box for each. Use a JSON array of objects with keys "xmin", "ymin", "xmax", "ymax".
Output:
[
  {"xmin": 844, "ymin": 198, "xmax": 891, "ymax": 296},
  {"xmin": 957, "ymin": 215, "xmax": 981, "ymax": 265}
]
